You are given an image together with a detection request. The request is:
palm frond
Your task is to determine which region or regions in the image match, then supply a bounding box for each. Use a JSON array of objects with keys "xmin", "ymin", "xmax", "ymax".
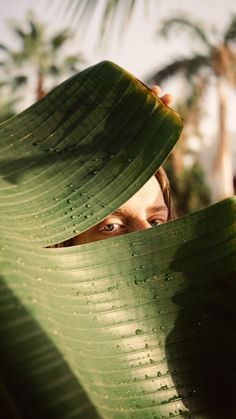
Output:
[
  {"xmin": 125, "ymin": 0, "xmax": 136, "ymax": 23},
  {"xmin": 50, "ymin": 30, "xmax": 71, "ymax": 50},
  {"xmin": 12, "ymin": 27, "xmax": 27, "ymax": 41},
  {"xmin": 12, "ymin": 75, "xmax": 28, "ymax": 90},
  {"xmin": 53, "ymin": 0, "xmax": 153, "ymax": 43},
  {"xmin": 48, "ymin": 64, "xmax": 60, "ymax": 76},
  {"xmin": 0, "ymin": 80, "xmax": 10, "ymax": 88},
  {"xmin": 99, "ymin": 0, "xmax": 118, "ymax": 42},
  {"xmin": 224, "ymin": 15, "xmax": 236, "ymax": 43},
  {"xmin": 65, "ymin": 53, "xmax": 85, "ymax": 67},
  {"xmin": 147, "ymin": 55, "xmax": 211, "ymax": 85},
  {"xmin": 0, "ymin": 44, "xmax": 9, "ymax": 52},
  {"xmin": 29, "ymin": 20, "xmax": 38, "ymax": 40},
  {"xmin": 9, "ymin": 51, "xmax": 26, "ymax": 64},
  {"xmin": 159, "ymin": 17, "xmax": 213, "ymax": 49}
]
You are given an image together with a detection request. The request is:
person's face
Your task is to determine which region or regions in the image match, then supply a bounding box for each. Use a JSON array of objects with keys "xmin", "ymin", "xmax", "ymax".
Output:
[{"xmin": 71, "ymin": 176, "xmax": 168, "ymax": 245}]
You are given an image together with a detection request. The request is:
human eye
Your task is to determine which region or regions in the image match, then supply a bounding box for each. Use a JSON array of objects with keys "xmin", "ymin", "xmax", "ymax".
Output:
[
  {"xmin": 148, "ymin": 214, "xmax": 168, "ymax": 227},
  {"xmin": 148, "ymin": 218, "xmax": 160, "ymax": 227},
  {"xmin": 99, "ymin": 220, "xmax": 125, "ymax": 235},
  {"xmin": 148, "ymin": 207, "xmax": 168, "ymax": 227},
  {"xmin": 102, "ymin": 223, "xmax": 120, "ymax": 232}
]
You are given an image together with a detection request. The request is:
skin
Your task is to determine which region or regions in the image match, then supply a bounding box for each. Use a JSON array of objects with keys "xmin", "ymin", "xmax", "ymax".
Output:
[
  {"xmin": 72, "ymin": 175, "xmax": 169, "ymax": 245},
  {"xmin": 66, "ymin": 86, "xmax": 173, "ymax": 246},
  {"xmin": 151, "ymin": 85, "xmax": 173, "ymax": 107}
]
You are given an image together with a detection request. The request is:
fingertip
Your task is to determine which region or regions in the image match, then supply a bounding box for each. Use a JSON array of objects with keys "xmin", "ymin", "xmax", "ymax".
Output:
[
  {"xmin": 150, "ymin": 85, "xmax": 162, "ymax": 97},
  {"xmin": 161, "ymin": 93, "xmax": 173, "ymax": 106}
]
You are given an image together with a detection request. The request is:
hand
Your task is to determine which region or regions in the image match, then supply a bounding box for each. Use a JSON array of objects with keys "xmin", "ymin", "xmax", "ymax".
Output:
[{"xmin": 150, "ymin": 85, "xmax": 173, "ymax": 107}]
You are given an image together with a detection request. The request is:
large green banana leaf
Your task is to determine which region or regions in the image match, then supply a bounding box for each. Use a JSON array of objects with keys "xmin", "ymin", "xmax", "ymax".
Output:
[{"xmin": 0, "ymin": 61, "xmax": 235, "ymax": 419}]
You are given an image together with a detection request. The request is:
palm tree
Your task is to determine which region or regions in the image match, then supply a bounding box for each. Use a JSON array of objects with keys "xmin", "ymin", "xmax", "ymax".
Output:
[
  {"xmin": 0, "ymin": 11, "xmax": 85, "ymax": 101},
  {"xmin": 162, "ymin": 76, "xmax": 212, "ymax": 214},
  {"xmin": 148, "ymin": 16, "xmax": 236, "ymax": 201},
  {"xmin": 0, "ymin": 62, "xmax": 24, "ymax": 122}
]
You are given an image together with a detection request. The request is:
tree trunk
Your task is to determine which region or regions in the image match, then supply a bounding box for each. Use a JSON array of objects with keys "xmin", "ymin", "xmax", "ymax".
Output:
[
  {"xmin": 211, "ymin": 77, "xmax": 234, "ymax": 201},
  {"xmin": 36, "ymin": 71, "xmax": 45, "ymax": 101}
]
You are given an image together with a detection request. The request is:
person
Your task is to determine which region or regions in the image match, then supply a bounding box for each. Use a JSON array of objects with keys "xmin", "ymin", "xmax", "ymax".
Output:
[{"xmin": 55, "ymin": 86, "xmax": 175, "ymax": 247}]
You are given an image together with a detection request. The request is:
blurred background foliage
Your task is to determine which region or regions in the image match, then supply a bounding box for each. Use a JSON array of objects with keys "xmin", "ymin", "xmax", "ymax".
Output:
[{"xmin": 0, "ymin": 0, "xmax": 235, "ymax": 215}]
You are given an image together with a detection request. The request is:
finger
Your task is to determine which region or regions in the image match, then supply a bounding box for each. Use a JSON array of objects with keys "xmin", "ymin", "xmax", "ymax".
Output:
[
  {"xmin": 150, "ymin": 85, "xmax": 162, "ymax": 97},
  {"xmin": 150, "ymin": 85, "xmax": 173, "ymax": 106},
  {"xmin": 160, "ymin": 93, "xmax": 173, "ymax": 106}
]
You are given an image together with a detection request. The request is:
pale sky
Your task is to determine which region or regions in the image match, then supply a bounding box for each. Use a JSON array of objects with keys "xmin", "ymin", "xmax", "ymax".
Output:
[
  {"xmin": 1, "ymin": 0, "xmax": 236, "ymax": 77},
  {"xmin": 1, "ymin": 0, "xmax": 236, "ymax": 138}
]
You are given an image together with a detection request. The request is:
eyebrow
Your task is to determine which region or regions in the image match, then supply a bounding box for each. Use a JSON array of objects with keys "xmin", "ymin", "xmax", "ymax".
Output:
[
  {"xmin": 111, "ymin": 208, "xmax": 127, "ymax": 217},
  {"xmin": 147, "ymin": 205, "xmax": 168, "ymax": 213},
  {"xmin": 111, "ymin": 206, "xmax": 168, "ymax": 218}
]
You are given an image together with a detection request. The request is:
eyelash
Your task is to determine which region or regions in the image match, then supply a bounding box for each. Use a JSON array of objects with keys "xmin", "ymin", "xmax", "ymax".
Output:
[
  {"xmin": 149, "ymin": 219, "xmax": 160, "ymax": 226},
  {"xmin": 100, "ymin": 218, "xmax": 162, "ymax": 233},
  {"xmin": 100, "ymin": 223, "xmax": 124, "ymax": 232}
]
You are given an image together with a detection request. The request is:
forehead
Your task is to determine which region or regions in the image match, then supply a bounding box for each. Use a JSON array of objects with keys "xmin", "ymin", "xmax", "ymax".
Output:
[{"xmin": 119, "ymin": 176, "xmax": 165, "ymax": 211}]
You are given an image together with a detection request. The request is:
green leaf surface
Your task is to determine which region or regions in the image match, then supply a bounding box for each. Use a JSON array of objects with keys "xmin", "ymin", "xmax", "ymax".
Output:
[
  {"xmin": 0, "ymin": 61, "xmax": 235, "ymax": 419},
  {"xmin": 0, "ymin": 60, "xmax": 182, "ymax": 247}
]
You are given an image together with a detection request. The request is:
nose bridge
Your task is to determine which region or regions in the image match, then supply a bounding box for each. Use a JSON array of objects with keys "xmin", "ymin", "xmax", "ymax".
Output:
[{"xmin": 128, "ymin": 219, "xmax": 150, "ymax": 233}]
